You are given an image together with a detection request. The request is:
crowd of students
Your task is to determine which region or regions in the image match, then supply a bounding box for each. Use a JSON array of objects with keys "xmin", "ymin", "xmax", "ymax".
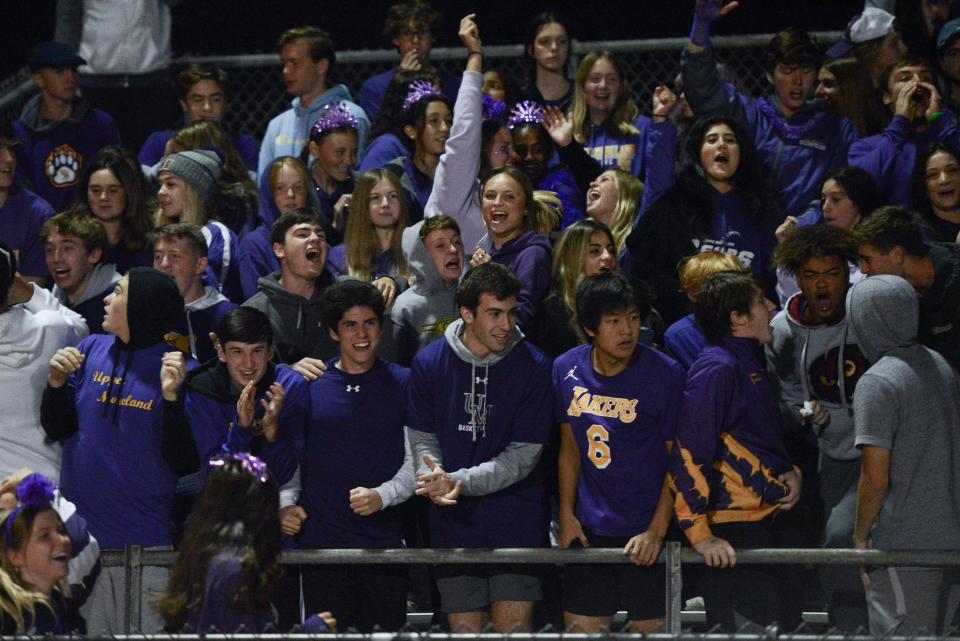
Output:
[{"xmin": 1, "ymin": 0, "xmax": 960, "ymax": 636}]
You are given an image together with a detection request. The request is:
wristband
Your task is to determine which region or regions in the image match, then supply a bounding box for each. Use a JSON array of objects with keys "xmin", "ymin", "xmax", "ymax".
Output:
[
  {"xmin": 927, "ymin": 111, "xmax": 944, "ymax": 125},
  {"xmin": 467, "ymin": 51, "xmax": 482, "ymax": 57}
]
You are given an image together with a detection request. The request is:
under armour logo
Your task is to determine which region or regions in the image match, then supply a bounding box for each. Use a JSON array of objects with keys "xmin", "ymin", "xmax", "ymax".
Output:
[
  {"xmin": 475, "ymin": 376, "xmax": 487, "ymax": 385},
  {"xmin": 564, "ymin": 366, "xmax": 579, "ymax": 381},
  {"xmin": 346, "ymin": 385, "xmax": 360, "ymax": 392}
]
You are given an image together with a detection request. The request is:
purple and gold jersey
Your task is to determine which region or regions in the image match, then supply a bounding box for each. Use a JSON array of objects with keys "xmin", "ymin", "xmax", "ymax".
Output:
[{"xmin": 552, "ymin": 344, "xmax": 685, "ymax": 537}]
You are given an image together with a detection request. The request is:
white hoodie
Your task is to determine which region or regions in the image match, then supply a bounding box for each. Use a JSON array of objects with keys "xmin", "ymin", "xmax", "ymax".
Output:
[{"xmin": 0, "ymin": 285, "xmax": 88, "ymax": 480}]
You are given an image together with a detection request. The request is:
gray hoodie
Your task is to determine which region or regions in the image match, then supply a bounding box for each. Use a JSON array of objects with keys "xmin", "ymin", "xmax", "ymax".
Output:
[
  {"xmin": 767, "ymin": 290, "xmax": 870, "ymax": 460},
  {"xmin": 52, "ymin": 262, "xmax": 120, "ymax": 334},
  {"xmin": 242, "ymin": 271, "xmax": 337, "ymax": 365},
  {"xmin": 407, "ymin": 319, "xmax": 544, "ymax": 496},
  {"xmin": 849, "ymin": 275, "xmax": 960, "ymax": 549},
  {"xmin": 388, "ymin": 221, "xmax": 461, "ymax": 366},
  {"xmin": 423, "ymin": 70, "xmax": 490, "ymax": 252}
]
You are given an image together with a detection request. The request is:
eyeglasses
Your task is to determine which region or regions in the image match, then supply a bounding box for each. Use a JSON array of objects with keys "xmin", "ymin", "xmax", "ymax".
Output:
[{"xmin": 398, "ymin": 30, "xmax": 430, "ymax": 41}]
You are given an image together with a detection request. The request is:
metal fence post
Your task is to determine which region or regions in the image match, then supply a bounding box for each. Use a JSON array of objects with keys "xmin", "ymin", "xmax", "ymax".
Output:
[
  {"xmin": 664, "ymin": 541, "xmax": 683, "ymax": 634},
  {"xmin": 123, "ymin": 545, "xmax": 143, "ymax": 634}
]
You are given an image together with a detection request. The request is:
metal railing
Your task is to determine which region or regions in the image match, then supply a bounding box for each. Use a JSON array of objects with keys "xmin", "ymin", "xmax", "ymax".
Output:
[
  {"xmin": 101, "ymin": 544, "xmax": 960, "ymax": 636},
  {"xmin": 0, "ymin": 32, "xmax": 841, "ymax": 142}
]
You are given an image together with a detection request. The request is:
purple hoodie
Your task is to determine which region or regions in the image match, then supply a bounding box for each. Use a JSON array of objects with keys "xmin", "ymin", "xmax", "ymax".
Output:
[{"xmin": 489, "ymin": 231, "xmax": 552, "ymax": 332}]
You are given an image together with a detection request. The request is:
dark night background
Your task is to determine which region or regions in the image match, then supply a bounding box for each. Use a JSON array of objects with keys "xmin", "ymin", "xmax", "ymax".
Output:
[{"xmin": 4, "ymin": 1, "xmax": 864, "ymax": 81}]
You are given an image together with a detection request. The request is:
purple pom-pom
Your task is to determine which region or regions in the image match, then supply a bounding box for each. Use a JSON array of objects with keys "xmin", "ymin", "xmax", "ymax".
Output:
[
  {"xmin": 209, "ymin": 452, "xmax": 270, "ymax": 485},
  {"xmin": 507, "ymin": 100, "xmax": 544, "ymax": 129},
  {"xmin": 310, "ymin": 103, "xmax": 359, "ymax": 141},
  {"xmin": 15, "ymin": 474, "xmax": 56, "ymax": 509},
  {"xmin": 482, "ymin": 94, "xmax": 507, "ymax": 124},
  {"xmin": 402, "ymin": 80, "xmax": 443, "ymax": 113}
]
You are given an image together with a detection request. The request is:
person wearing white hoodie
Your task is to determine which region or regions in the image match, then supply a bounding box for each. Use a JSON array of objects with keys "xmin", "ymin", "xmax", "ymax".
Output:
[
  {"xmin": 767, "ymin": 225, "xmax": 871, "ymax": 631},
  {"xmin": 152, "ymin": 223, "xmax": 235, "ymax": 364},
  {"xmin": 0, "ymin": 245, "xmax": 88, "ymax": 482}
]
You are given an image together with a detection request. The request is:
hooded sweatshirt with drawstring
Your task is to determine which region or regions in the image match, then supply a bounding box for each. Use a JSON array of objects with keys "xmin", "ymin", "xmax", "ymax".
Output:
[
  {"xmin": 849, "ymin": 275, "xmax": 960, "ymax": 550},
  {"xmin": 238, "ymin": 158, "xmax": 323, "ymax": 300},
  {"xmin": 766, "ymin": 290, "xmax": 870, "ymax": 461},
  {"xmin": 407, "ymin": 319, "xmax": 552, "ymax": 549},
  {"xmin": 52, "ymin": 262, "xmax": 120, "ymax": 334},
  {"xmin": 388, "ymin": 221, "xmax": 461, "ymax": 366},
  {"xmin": 171, "ymin": 285, "xmax": 236, "ymax": 364},
  {"xmin": 41, "ymin": 268, "xmax": 198, "ymax": 549},
  {"xmin": 242, "ymin": 270, "xmax": 337, "ymax": 365}
]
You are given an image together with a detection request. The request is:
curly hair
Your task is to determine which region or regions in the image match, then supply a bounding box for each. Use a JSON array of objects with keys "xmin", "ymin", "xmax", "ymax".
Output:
[
  {"xmin": 156, "ymin": 459, "xmax": 281, "ymax": 632},
  {"xmin": 772, "ymin": 224, "xmax": 858, "ymax": 276}
]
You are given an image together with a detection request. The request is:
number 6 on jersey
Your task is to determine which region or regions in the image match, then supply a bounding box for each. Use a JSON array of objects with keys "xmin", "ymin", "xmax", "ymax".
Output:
[{"xmin": 586, "ymin": 424, "xmax": 611, "ymax": 469}]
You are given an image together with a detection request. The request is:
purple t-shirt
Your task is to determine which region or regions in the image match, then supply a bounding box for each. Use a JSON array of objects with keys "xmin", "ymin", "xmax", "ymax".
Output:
[
  {"xmin": 0, "ymin": 187, "xmax": 54, "ymax": 277},
  {"xmin": 408, "ymin": 337, "xmax": 552, "ymax": 548},
  {"xmin": 553, "ymin": 343, "xmax": 684, "ymax": 536},
  {"xmin": 299, "ymin": 359, "xmax": 409, "ymax": 549}
]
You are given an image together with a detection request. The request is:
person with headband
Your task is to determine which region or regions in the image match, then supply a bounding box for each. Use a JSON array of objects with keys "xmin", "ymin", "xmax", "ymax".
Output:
[
  {"xmin": 304, "ymin": 103, "xmax": 359, "ymax": 245},
  {"xmin": 0, "ymin": 244, "xmax": 87, "ymax": 483},
  {"xmin": 40, "ymin": 267, "xmax": 196, "ymax": 634},
  {"xmin": 0, "ymin": 472, "xmax": 99, "ymax": 634},
  {"xmin": 157, "ymin": 453, "xmax": 335, "ymax": 633},
  {"xmin": 508, "ymin": 100, "xmax": 584, "ymax": 229},
  {"xmin": 385, "ymin": 79, "xmax": 452, "ymax": 220}
]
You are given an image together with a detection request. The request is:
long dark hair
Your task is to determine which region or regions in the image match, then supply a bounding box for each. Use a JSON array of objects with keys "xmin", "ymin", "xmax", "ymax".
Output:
[
  {"xmin": 523, "ymin": 12, "xmax": 572, "ymax": 87},
  {"xmin": 72, "ymin": 146, "xmax": 154, "ymax": 252},
  {"xmin": 911, "ymin": 141, "xmax": 960, "ymax": 224},
  {"xmin": 369, "ymin": 70, "xmax": 440, "ymax": 140},
  {"xmin": 157, "ymin": 458, "xmax": 281, "ymax": 631},
  {"xmin": 677, "ymin": 115, "xmax": 771, "ymax": 222}
]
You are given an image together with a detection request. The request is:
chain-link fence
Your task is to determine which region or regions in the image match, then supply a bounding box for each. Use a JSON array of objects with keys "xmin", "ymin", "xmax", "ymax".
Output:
[{"xmin": 0, "ymin": 32, "xmax": 841, "ymax": 142}]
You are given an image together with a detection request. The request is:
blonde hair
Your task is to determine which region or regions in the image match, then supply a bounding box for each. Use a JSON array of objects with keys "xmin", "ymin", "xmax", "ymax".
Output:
[
  {"xmin": 552, "ymin": 219, "xmax": 617, "ymax": 340},
  {"xmin": 0, "ymin": 508, "xmax": 58, "ymax": 632},
  {"xmin": 172, "ymin": 121, "xmax": 256, "ymax": 194},
  {"xmin": 571, "ymin": 51, "xmax": 640, "ymax": 144},
  {"xmin": 154, "ymin": 174, "xmax": 208, "ymax": 228},
  {"xmin": 603, "ymin": 169, "xmax": 642, "ymax": 254},
  {"xmin": 678, "ymin": 251, "xmax": 746, "ymax": 300},
  {"xmin": 480, "ymin": 167, "xmax": 561, "ymax": 240},
  {"xmin": 344, "ymin": 169, "xmax": 410, "ymax": 283}
]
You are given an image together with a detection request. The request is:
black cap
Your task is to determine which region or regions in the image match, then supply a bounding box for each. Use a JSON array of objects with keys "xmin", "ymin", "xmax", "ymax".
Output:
[{"xmin": 28, "ymin": 42, "xmax": 86, "ymax": 72}]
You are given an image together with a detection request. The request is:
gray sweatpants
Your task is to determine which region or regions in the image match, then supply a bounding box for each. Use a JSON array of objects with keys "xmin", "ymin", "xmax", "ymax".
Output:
[
  {"xmin": 867, "ymin": 566, "xmax": 960, "ymax": 636},
  {"xmin": 81, "ymin": 560, "xmax": 170, "ymax": 633}
]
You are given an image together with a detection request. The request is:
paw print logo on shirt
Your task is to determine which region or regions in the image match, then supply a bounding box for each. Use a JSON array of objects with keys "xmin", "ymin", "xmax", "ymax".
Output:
[{"xmin": 45, "ymin": 145, "xmax": 83, "ymax": 188}]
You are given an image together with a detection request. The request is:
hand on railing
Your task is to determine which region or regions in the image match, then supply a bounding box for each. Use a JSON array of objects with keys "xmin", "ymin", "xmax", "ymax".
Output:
[
  {"xmin": 623, "ymin": 530, "xmax": 664, "ymax": 566},
  {"xmin": 693, "ymin": 536, "xmax": 736, "ymax": 567}
]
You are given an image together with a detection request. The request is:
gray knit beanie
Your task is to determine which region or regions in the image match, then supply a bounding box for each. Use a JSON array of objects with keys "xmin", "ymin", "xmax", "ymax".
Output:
[{"xmin": 158, "ymin": 149, "xmax": 223, "ymax": 202}]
